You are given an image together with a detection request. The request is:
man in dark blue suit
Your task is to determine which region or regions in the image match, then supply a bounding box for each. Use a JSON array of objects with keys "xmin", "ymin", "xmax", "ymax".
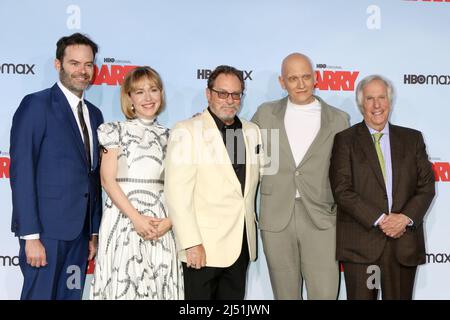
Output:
[{"xmin": 10, "ymin": 33, "xmax": 104, "ymax": 300}]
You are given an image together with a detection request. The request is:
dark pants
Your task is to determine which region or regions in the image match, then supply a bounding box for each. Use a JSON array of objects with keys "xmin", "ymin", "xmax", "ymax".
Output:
[
  {"xmin": 19, "ymin": 214, "xmax": 90, "ymax": 300},
  {"xmin": 342, "ymin": 239, "xmax": 417, "ymax": 300},
  {"xmin": 183, "ymin": 226, "xmax": 250, "ymax": 300}
]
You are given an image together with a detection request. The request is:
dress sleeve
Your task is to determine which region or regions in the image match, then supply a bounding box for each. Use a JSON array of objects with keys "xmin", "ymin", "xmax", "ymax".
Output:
[{"xmin": 97, "ymin": 122, "xmax": 120, "ymax": 149}]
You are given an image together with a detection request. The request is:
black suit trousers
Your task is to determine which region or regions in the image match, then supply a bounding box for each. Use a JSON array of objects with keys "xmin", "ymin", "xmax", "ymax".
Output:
[{"xmin": 183, "ymin": 225, "xmax": 250, "ymax": 300}]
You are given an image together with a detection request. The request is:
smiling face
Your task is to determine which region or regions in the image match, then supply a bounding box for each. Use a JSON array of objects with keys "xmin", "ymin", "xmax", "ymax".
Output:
[
  {"xmin": 361, "ymin": 79, "xmax": 391, "ymax": 131},
  {"xmin": 127, "ymin": 79, "xmax": 162, "ymax": 120},
  {"xmin": 55, "ymin": 44, "xmax": 94, "ymax": 98}
]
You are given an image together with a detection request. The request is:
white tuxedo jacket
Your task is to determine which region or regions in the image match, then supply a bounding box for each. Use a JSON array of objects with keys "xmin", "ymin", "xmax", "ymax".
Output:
[{"xmin": 165, "ymin": 110, "xmax": 262, "ymax": 267}]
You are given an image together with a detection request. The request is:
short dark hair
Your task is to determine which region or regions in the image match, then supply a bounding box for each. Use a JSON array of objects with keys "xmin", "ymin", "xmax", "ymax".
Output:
[
  {"xmin": 207, "ymin": 65, "xmax": 245, "ymax": 92},
  {"xmin": 56, "ymin": 33, "xmax": 98, "ymax": 62}
]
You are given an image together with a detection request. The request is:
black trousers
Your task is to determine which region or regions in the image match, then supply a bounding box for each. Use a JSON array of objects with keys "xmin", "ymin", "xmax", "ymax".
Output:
[
  {"xmin": 183, "ymin": 225, "xmax": 250, "ymax": 300},
  {"xmin": 343, "ymin": 239, "xmax": 417, "ymax": 300}
]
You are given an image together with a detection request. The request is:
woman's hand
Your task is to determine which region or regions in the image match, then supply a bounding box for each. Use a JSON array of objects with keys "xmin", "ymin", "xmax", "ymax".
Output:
[
  {"xmin": 131, "ymin": 215, "xmax": 162, "ymax": 240},
  {"xmin": 155, "ymin": 218, "xmax": 172, "ymax": 238}
]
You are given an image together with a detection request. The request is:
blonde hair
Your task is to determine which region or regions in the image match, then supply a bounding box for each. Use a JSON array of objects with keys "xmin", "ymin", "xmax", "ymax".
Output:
[{"xmin": 120, "ymin": 66, "xmax": 166, "ymax": 119}]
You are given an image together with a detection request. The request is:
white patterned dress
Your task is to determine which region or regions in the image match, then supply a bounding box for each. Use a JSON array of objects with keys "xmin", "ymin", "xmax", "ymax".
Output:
[{"xmin": 90, "ymin": 118, "xmax": 183, "ymax": 300}]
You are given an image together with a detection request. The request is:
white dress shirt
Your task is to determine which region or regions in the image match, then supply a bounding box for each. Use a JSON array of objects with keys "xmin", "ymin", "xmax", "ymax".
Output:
[{"xmin": 57, "ymin": 81, "xmax": 94, "ymax": 165}]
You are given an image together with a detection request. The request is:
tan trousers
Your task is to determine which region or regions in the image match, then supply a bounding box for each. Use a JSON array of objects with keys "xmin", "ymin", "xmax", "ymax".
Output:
[{"xmin": 261, "ymin": 198, "xmax": 340, "ymax": 299}]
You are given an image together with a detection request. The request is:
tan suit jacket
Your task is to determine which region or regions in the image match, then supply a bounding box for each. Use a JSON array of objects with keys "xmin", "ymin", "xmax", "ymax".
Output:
[
  {"xmin": 165, "ymin": 110, "xmax": 262, "ymax": 267},
  {"xmin": 252, "ymin": 96, "xmax": 349, "ymax": 231}
]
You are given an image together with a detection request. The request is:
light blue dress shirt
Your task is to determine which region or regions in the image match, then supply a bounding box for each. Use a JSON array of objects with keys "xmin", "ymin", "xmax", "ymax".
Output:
[
  {"xmin": 367, "ymin": 123, "xmax": 393, "ymax": 213},
  {"xmin": 366, "ymin": 123, "xmax": 393, "ymax": 226}
]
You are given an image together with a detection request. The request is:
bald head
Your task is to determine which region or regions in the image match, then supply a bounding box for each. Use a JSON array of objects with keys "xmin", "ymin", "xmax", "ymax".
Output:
[
  {"xmin": 279, "ymin": 53, "xmax": 316, "ymax": 105},
  {"xmin": 281, "ymin": 53, "xmax": 314, "ymax": 77}
]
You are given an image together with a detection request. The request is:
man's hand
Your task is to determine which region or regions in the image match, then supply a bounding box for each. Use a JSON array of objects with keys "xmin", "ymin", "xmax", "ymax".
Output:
[
  {"xmin": 379, "ymin": 213, "xmax": 410, "ymax": 238},
  {"xmin": 25, "ymin": 239, "xmax": 47, "ymax": 268},
  {"xmin": 88, "ymin": 235, "xmax": 98, "ymax": 260},
  {"xmin": 186, "ymin": 244, "xmax": 207, "ymax": 270}
]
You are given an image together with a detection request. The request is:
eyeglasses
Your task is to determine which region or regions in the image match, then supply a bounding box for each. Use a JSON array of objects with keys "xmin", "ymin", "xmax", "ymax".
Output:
[{"xmin": 209, "ymin": 88, "xmax": 243, "ymax": 100}]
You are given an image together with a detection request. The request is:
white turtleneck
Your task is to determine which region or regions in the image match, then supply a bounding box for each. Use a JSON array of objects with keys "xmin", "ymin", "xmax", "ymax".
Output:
[{"xmin": 284, "ymin": 97, "xmax": 321, "ymax": 197}]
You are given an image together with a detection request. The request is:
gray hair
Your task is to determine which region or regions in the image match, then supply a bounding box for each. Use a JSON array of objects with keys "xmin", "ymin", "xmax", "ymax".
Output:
[{"xmin": 355, "ymin": 74, "xmax": 395, "ymax": 113}]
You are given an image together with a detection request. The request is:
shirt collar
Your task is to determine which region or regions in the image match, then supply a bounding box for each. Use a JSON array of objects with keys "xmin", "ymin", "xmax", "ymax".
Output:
[
  {"xmin": 287, "ymin": 97, "xmax": 320, "ymax": 110},
  {"xmin": 128, "ymin": 117, "xmax": 157, "ymax": 127},
  {"xmin": 207, "ymin": 107, "xmax": 242, "ymax": 131},
  {"xmin": 366, "ymin": 122, "xmax": 390, "ymax": 136},
  {"xmin": 57, "ymin": 81, "xmax": 85, "ymax": 110}
]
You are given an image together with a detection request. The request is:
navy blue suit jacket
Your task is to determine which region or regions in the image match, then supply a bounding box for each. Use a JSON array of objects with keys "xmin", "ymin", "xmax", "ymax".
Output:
[{"xmin": 10, "ymin": 84, "xmax": 104, "ymax": 241}]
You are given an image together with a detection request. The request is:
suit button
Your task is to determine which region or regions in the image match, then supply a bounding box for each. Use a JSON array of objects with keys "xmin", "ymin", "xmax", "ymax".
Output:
[
  {"xmin": 295, "ymin": 171, "xmax": 300, "ymax": 176},
  {"xmin": 84, "ymin": 193, "xmax": 89, "ymax": 198}
]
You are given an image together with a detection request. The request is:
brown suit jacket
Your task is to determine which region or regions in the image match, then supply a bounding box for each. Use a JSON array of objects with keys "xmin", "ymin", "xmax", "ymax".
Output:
[{"xmin": 329, "ymin": 121, "xmax": 435, "ymax": 266}]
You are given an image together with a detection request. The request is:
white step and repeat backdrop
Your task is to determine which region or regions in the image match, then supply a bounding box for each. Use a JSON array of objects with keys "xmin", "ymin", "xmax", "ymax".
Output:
[{"xmin": 0, "ymin": 0, "xmax": 449, "ymax": 300}]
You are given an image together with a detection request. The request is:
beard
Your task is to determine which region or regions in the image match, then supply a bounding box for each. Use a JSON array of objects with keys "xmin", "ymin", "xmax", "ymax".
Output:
[
  {"xmin": 59, "ymin": 65, "xmax": 91, "ymax": 97},
  {"xmin": 217, "ymin": 106, "xmax": 239, "ymax": 123}
]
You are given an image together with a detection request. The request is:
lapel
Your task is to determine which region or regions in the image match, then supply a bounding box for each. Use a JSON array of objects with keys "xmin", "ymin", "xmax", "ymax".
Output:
[
  {"xmin": 242, "ymin": 120, "xmax": 257, "ymax": 197},
  {"xmin": 51, "ymin": 84, "xmax": 89, "ymax": 168},
  {"xmin": 297, "ymin": 96, "xmax": 333, "ymax": 169},
  {"xmin": 355, "ymin": 121, "xmax": 386, "ymax": 190},
  {"xmin": 201, "ymin": 110, "xmax": 242, "ymax": 195},
  {"xmin": 389, "ymin": 124, "xmax": 404, "ymax": 201},
  {"xmin": 87, "ymin": 102, "xmax": 99, "ymax": 170},
  {"xmin": 272, "ymin": 97, "xmax": 296, "ymax": 170}
]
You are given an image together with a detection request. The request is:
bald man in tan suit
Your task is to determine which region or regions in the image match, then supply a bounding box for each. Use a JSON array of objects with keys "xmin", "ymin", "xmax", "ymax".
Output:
[{"xmin": 252, "ymin": 53, "xmax": 349, "ymax": 299}]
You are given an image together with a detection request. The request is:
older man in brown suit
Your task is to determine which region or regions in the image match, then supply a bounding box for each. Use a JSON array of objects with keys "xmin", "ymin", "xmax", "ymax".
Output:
[{"xmin": 329, "ymin": 74, "xmax": 435, "ymax": 299}]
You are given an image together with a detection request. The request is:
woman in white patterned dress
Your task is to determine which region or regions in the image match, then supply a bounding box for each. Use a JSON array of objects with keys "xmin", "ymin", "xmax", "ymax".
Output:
[{"xmin": 90, "ymin": 66, "xmax": 183, "ymax": 299}]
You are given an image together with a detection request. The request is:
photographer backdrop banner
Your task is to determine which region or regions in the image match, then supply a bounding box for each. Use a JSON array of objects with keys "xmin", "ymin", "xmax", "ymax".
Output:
[{"xmin": 0, "ymin": 0, "xmax": 449, "ymax": 299}]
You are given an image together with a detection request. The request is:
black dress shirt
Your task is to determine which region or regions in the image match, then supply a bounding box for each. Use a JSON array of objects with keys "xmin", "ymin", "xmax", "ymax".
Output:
[{"xmin": 208, "ymin": 108, "xmax": 246, "ymax": 195}]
